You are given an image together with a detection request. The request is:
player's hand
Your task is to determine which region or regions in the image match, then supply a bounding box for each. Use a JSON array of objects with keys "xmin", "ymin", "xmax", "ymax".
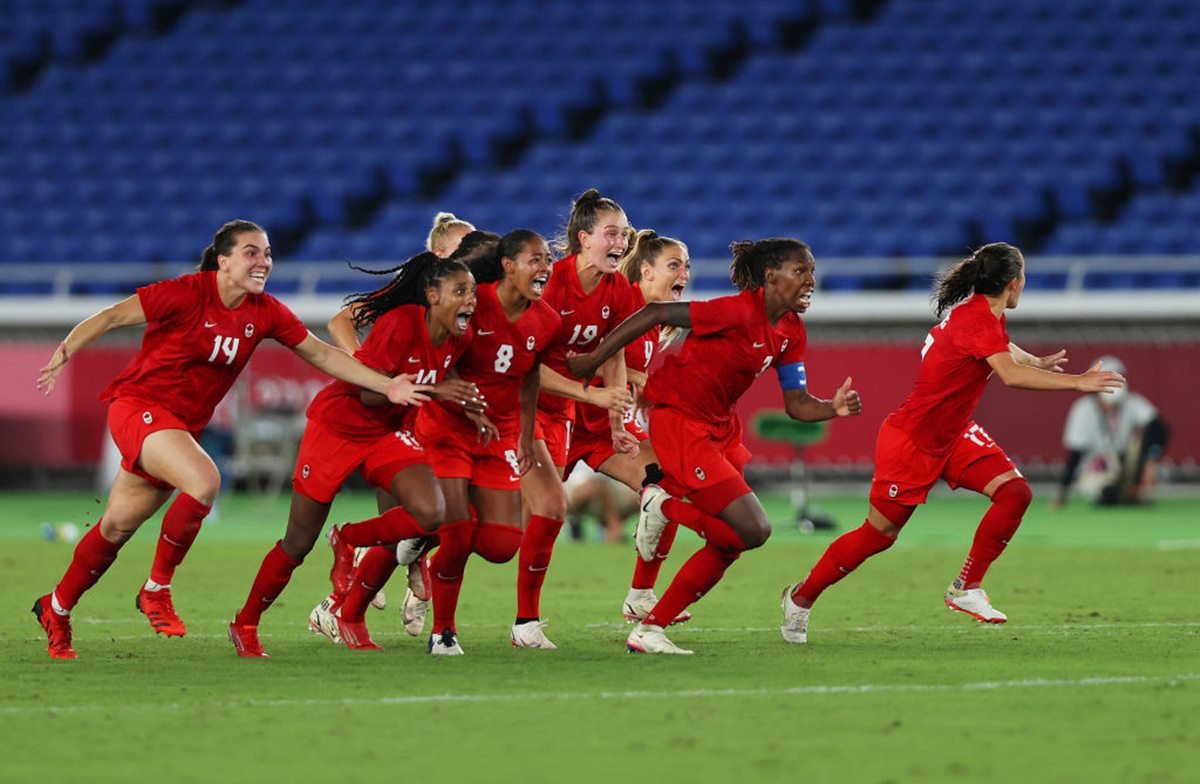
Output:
[
  {"xmin": 434, "ymin": 378, "xmax": 486, "ymax": 414},
  {"xmin": 467, "ymin": 410, "xmax": 500, "ymax": 447},
  {"xmin": 516, "ymin": 436, "xmax": 537, "ymax": 475},
  {"xmin": 385, "ymin": 373, "xmax": 435, "ymax": 406},
  {"xmin": 1036, "ymin": 349, "xmax": 1068, "ymax": 373},
  {"xmin": 1078, "ymin": 361, "xmax": 1125, "ymax": 394},
  {"xmin": 832, "ymin": 376, "xmax": 861, "ymax": 417},
  {"xmin": 565, "ymin": 351, "xmax": 600, "ymax": 382},
  {"xmin": 37, "ymin": 341, "xmax": 70, "ymax": 396},
  {"xmin": 587, "ymin": 385, "xmax": 634, "ymax": 414},
  {"xmin": 611, "ymin": 429, "xmax": 640, "ymax": 456}
]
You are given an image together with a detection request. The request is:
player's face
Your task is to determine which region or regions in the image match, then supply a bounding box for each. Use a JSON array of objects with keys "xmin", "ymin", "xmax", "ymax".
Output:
[
  {"xmin": 641, "ymin": 243, "xmax": 691, "ymax": 302},
  {"xmin": 506, "ymin": 237, "xmax": 553, "ymax": 302},
  {"xmin": 578, "ymin": 210, "xmax": 630, "ymax": 273},
  {"xmin": 433, "ymin": 225, "xmax": 472, "ymax": 259},
  {"xmin": 219, "ymin": 231, "xmax": 272, "ymax": 295},
  {"xmin": 1005, "ymin": 256, "xmax": 1027, "ymax": 309},
  {"xmin": 767, "ymin": 252, "xmax": 815, "ymax": 314},
  {"xmin": 429, "ymin": 270, "xmax": 477, "ymax": 335}
]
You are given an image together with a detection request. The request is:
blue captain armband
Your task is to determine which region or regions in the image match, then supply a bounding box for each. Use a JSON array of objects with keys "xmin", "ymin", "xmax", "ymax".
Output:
[{"xmin": 776, "ymin": 362, "xmax": 807, "ymax": 391}]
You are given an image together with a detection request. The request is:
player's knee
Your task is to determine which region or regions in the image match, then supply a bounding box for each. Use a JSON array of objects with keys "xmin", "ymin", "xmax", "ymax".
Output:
[
  {"xmin": 474, "ymin": 525, "xmax": 522, "ymax": 564},
  {"xmin": 528, "ymin": 487, "xmax": 568, "ymax": 521},
  {"xmin": 739, "ymin": 518, "xmax": 772, "ymax": 550},
  {"xmin": 408, "ymin": 495, "xmax": 446, "ymax": 533},
  {"xmin": 180, "ymin": 470, "xmax": 221, "ymax": 507},
  {"xmin": 996, "ymin": 477, "xmax": 1033, "ymax": 512}
]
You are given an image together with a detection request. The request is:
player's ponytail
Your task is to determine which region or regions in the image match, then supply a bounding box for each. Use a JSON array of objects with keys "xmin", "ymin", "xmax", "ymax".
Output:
[
  {"xmin": 554, "ymin": 188, "xmax": 625, "ymax": 256},
  {"xmin": 347, "ymin": 251, "xmax": 470, "ymax": 329},
  {"xmin": 197, "ymin": 219, "xmax": 264, "ymax": 271},
  {"xmin": 729, "ymin": 238, "xmax": 811, "ymax": 292},
  {"xmin": 933, "ymin": 242, "xmax": 1024, "ymax": 318},
  {"xmin": 426, "ymin": 212, "xmax": 475, "ymax": 256}
]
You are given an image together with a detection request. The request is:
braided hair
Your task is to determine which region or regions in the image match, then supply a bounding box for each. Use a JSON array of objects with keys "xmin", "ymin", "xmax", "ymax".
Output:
[
  {"xmin": 728, "ymin": 238, "xmax": 811, "ymax": 292},
  {"xmin": 346, "ymin": 251, "xmax": 471, "ymax": 330},
  {"xmin": 933, "ymin": 242, "xmax": 1024, "ymax": 318},
  {"xmin": 197, "ymin": 219, "xmax": 264, "ymax": 271}
]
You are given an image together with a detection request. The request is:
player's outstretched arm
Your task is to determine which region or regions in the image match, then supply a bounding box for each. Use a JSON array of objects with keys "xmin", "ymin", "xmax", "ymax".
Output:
[
  {"xmin": 565, "ymin": 301, "xmax": 691, "ymax": 382},
  {"xmin": 290, "ymin": 333, "xmax": 432, "ymax": 405},
  {"xmin": 38, "ymin": 295, "xmax": 147, "ymax": 396},
  {"xmin": 783, "ymin": 377, "xmax": 862, "ymax": 422},
  {"xmin": 1009, "ymin": 342, "xmax": 1067, "ymax": 373},
  {"xmin": 539, "ymin": 364, "xmax": 634, "ymax": 412},
  {"xmin": 326, "ymin": 303, "xmax": 364, "ymax": 353},
  {"xmin": 988, "ymin": 352, "xmax": 1124, "ymax": 393}
]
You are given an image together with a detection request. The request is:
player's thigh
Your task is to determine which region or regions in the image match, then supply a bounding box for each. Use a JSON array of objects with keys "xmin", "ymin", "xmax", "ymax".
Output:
[
  {"xmin": 715, "ymin": 491, "xmax": 772, "ymax": 550},
  {"xmin": 440, "ymin": 476, "xmax": 473, "ymax": 521},
  {"xmin": 100, "ymin": 468, "xmax": 174, "ymax": 539},
  {"xmin": 386, "ymin": 462, "xmax": 445, "ymax": 530},
  {"xmin": 595, "ymin": 444, "xmax": 652, "ymax": 492},
  {"xmin": 521, "ymin": 440, "xmax": 567, "ymax": 520},
  {"xmin": 471, "ymin": 486, "xmax": 523, "ymax": 528},
  {"xmin": 138, "ymin": 428, "xmax": 221, "ymax": 503}
]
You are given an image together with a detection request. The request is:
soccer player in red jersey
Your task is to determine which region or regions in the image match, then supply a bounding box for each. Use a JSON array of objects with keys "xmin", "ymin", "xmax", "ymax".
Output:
[
  {"xmin": 779, "ymin": 243, "xmax": 1126, "ymax": 644},
  {"xmin": 568, "ymin": 238, "xmax": 862, "ymax": 654},
  {"xmin": 31, "ymin": 220, "xmax": 424, "ymax": 659},
  {"xmin": 229, "ymin": 251, "xmax": 482, "ymax": 656},
  {"xmin": 513, "ymin": 189, "xmax": 640, "ymax": 649}
]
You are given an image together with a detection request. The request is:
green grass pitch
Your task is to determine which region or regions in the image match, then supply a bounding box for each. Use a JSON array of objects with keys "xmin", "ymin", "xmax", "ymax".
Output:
[{"xmin": 2, "ymin": 490, "xmax": 1196, "ymax": 783}]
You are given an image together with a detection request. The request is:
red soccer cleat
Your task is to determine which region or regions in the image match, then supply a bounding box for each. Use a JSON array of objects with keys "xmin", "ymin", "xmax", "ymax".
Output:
[
  {"xmin": 136, "ymin": 586, "xmax": 187, "ymax": 637},
  {"xmin": 409, "ymin": 554, "xmax": 432, "ymax": 602},
  {"xmin": 228, "ymin": 622, "xmax": 269, "ymax": 658},
  {"xmin": 32, "ymin": 594, "xmax": 77, "ymax": 659},
  {"xmin": 328, "ymin": 525, "xmax": 355, "ymax": 598},
  {"xmin": 335, "ymin": 613, "xmax": 383, "ymax": 651}
]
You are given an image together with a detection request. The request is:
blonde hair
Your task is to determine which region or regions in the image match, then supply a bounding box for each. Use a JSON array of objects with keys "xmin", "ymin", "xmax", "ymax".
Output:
[
  {"xmin": 619, "ymin": 228, "xmax": 688, "ymax": 346},
  {"xmin": 426, "ymin": 212, "xmax": 475, "ymax": 256}
]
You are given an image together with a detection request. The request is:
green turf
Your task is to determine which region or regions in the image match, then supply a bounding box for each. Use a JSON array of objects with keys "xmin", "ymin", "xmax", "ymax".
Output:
[{"xmin": 2, "ymin": 491, "xmax": 1196, "ymax": 784}]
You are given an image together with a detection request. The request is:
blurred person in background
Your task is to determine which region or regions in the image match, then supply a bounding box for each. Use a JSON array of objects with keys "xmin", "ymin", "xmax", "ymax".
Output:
[
  {"xmin": 780, "ymin": 244, "xmax": 1125, "ymax": 647},
  {"xmin": 33, "ymin": 220, "xmax": 421, "ymax": 659},
  {"xmin": 1054, "ymin": 355, "xmax": 1169, "ymax": 507}
]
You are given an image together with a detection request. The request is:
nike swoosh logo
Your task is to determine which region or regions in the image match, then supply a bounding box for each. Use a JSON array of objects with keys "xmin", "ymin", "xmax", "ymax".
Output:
[
  {"xmin": 753, "ymin": 342, "xmax": 766, "ymax": 348},
  {"xmin": 528, "ymin": 565, "xmax": 548, "ymax": 572},
  {"xmin": 559, "ymin": 309, "xmax": 575, "ymax": 315},
  {"xmin": 477, "ymin": 330, "xmax": 495, "ymax": 335},
  {"xmin": 204, "ymin": 321, "xmax": 217, "ymax": 328},
  {"xmin": 407, "ymin": 357, "xmax": 421, "ymax": 363}
]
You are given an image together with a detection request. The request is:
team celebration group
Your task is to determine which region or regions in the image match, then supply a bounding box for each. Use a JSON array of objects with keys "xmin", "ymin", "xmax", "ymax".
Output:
[{"xmin": 31, "ymin": 190, "xmax": 1125, "ymax": 659}]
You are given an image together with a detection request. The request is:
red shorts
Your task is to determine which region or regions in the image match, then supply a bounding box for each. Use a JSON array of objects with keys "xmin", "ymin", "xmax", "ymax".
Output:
[
  {"xmin": 415, "ymin": 407, "xmax": 523, "ymax": 491},
  {"xmin": 292, "ymin": 417, "xmax": 426, "ymax": 504},
  {"xmin": 870, "ymin": 419, "xmax": 1017, "ymax": 506},
  {"xmin": 537, "ymin": 411, "xmax": 573, "ymax": 468},
  {"xmin": 107, "ymin": 398, "xmax": 201, "ymax": 489},
  {"xmin": 649, "ymin": 406, "xmax": 752, "ymax": 512},
  {"xmin": 566, "ymin": 407, "xmax": 648, "ymax": 474}
]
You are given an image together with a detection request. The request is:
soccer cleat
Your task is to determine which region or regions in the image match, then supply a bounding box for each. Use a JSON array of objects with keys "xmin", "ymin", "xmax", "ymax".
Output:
[
  {"xmin": 136, "ymin": 586, "xmax": 187, "ymax": 637},
  {"xmin": 399, "ymin": 588, "xmax": 429, "ymax": 637},
  {"xmin": 408, "ymin": 555, "xmax": 431, "ymax": 601},
  {"xmin": 622, "ymin": 588, "xmax": 691, "ymax": 625},
  {"xmin": 327, "ymin": 524, "xmax": 355, "ymax": 598},
  {"xmin": 635, "ymin": 484, "xmax": 670, "ymax": 562},
  {"xmin": 428, "ymin": 627, "xmax": 465, "ymax": 656},
  {"xmin": 395, "ymin": 536, "xmax": 428, "ymax": 567},
  {"xmin": 510, "ymin": 619, "xmax": 557, "ymax": 649},
  {"xmin": 353, "ymin": 547, "xmax": 387, "ymax": 610},
  {"xmin": 944, "ymin": 585, "xmax": 1008, "ymax": 624},
  {"xmin": 779, "ymin": 583, "xmax": 810, "ymax": 644},
  {"xmin": 626, "ymin": 623, "xmax": 693, "ymax": 655},
  {"xmin": 308, "ymin": 594, "xmax": 343, "ymax": 644},
  {"xmin": 32, "ymin": 594, "xmax": 77, "ymax": 659},
  {"xmin": 335, "ymin": 612, "xmax": 383, "ymax": 650},
  {"xmin": 228, "ymin": 622, "xmax": 268, "ymax": 657}
]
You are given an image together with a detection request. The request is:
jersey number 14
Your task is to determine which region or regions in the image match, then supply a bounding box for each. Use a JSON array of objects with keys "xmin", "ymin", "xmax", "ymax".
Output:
[{"xmin": 206, "ymin": 336, "xmax": 241, "ymax": 365}]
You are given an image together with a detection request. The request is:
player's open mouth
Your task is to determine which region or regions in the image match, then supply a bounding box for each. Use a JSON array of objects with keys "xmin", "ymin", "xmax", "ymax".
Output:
[
  {"xmin": 249, "ymin": 270, "xmax": 268, "ymax": 283},
  {"xmin": 798, "ymin": 290, "xmax": 812, "ymax": 307},
  {"xmin": 531, "ymin": 274, "xmax": 548, "ymax": 295},
  {"xmin": 606, "ymin": 251, "xmax": 622, "ymax": 268},
  {"xmin": 670, "ymin": 282, "xmax": 686, "ymax": 300},
  {"xmin": 455, "ymin": 310, "xmax": 473, "ymax": 331}
]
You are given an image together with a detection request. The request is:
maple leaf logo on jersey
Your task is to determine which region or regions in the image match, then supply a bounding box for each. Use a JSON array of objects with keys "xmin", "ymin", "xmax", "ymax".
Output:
[
  {"xmin": 302, "ymin": 464, "xmax": 311, "ymax": 479},
  {"xmin": 526, "ymin": 336, "xmax": 535, "ymax": 350},
  {"xmin": 889, "ymin": 484, "xmax": 898, "ymax": 498},
  {"xmin": 601, "ymin": 306, "xmax": 610, "ymax": 319},
  {"xmin": 244, "ymin": 323, "xmax": 255, "ymax": 338},
  {"xmin": 443, "ymin": 356, "xmax": 452, "ymax": 368},
  {"xmin": 142, "ymin": 411, "xmax": 153, "ymax": 425},
  {"xmin": 694, "ymin": 466, "xmax": 706, "ymax": 481},
  {"xmin": 781, "ymin": 340, "xmax": 789, "ymax": 353}
]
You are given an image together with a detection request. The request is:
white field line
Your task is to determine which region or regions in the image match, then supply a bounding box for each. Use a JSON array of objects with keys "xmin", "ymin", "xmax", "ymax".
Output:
[
  {"xmin": 2, "ymin": 673, "xmax": 1197, "ymax": 716},
  {"xmin": 1157, "ymin": 539, "xmax": 1200, "ymax": 550}
]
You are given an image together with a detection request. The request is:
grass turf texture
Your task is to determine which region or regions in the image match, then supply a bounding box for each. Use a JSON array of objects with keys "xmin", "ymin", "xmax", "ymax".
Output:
[{"xmin": 2, "ymin": 491, "xmax": 1196, "ymax": 784}]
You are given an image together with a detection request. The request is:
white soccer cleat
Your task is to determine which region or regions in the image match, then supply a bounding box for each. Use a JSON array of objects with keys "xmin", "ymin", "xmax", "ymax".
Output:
[
  {"xmin": 635, "ymin": 484, "xmax": 670, "ymax": 562},
  {"xmin": 622, "ymin": 588, "xmax": 691, "ymax": 625},
  {"xmin": 944, "ymin": 584, "xmax": 1008, "ymax": 624},
  {"xmin": 395, "ymin": 537, "xmax": 427, "ymax": 566},
  {"xmin": 351, "ymin": 547, "xmax": 387, "ymax": 610},
  {"xmin": 626, "ymin": 623, "xmax": 693, "ymax": 655},
  {"xmin": 779, "ymin": 583, "xmax": 810, "ymax": 644},
  {"xmin": 399, "ymin": 587, "xmax": 429, "ymax": 637},
  {"xmin": 510, "ymin": 619, "xmax": 557, "ymax": 649},
  {"xmin": 308, "ymin": 594, "xmax": 343, "ymax": 644},
  {"xmin": 428, "ymin": 627, "xmax": 465, "ymax": 656}
]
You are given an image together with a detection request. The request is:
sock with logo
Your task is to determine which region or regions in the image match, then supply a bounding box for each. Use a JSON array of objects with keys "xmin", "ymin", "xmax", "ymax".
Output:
[{"xmin": 233, "ymin": 541, "xmax": 303, "ymax": 626}]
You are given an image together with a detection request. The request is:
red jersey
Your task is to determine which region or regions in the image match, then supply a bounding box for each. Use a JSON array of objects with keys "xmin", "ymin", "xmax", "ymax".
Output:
[
  {"xmin": 644, "ymin": 288, "xmax": 807, "ymax": 424},
  {"xmin": 100, "ymin": 271, "xmax": 308, "ymax": 431},
  {"xmin": 886, "ymin": 293, "xmax": 1011, "ymax": 456},
  {"xmin": 538, "ymin": 254, "xmax": 639, "ymax": 418},
  {"xmin": 577, "ymin": 285, "xmax": 658, "ymax": 434},
  {"xmin": 427, "ymin": 281, "xmax": 561, "ymax": 436},
  {"xmin": 306, "ymin": 304, "xmax": 470, "ymax": 439}
]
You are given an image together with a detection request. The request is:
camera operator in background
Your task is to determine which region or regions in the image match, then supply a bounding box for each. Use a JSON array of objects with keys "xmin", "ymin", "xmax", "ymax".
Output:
[{"xmin": 1055, "ymin": 356, "xmax": 1170, "ymax": 507}]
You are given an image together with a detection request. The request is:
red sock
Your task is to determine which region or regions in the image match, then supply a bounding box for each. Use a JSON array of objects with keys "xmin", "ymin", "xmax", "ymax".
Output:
[
  {"xmin": 430, "ymin": 519, "xmax": 475, "ymax": 633},
  {"xmin": 234, "ymin": 541, "xmax": 302, "ymax": 626},
  {"xmin": 54, "ymin": 522, "xmax": 121, "ymax": 611},
  {"xmin": 795, "ymin": 521, "xmax": 896, "ymax": 605},
  {"xmin": 645, "ymin": 543, "xmax": 740, "ymax": 627},
  {"xmin": 631, "ymin": 520, "xmax": 680, "ymax": 589},
  {"xmin": 661, "ymin": 498, "xmax": 743, "ymax": 550},
  {"xmin": 338, "ymin": 506, "xmax": 427, "ymax": 547},
  {"xmin": 473, "ymin": 522, "xmax": 522, "ymax": 564},
  {"xmin": 340, "ymin": 546, "xmax": 399, "ymax": 622},
  {"xmin": 958, "ymin": 479, "xmax": 1032, "ymax": 589},
  {"xmin": 149, "ymin": 493, "xmax": 211, "ymax": 585},
  {"xmin": 516, "ymin": 514, "xmax": 563, "ymax": 619}
]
